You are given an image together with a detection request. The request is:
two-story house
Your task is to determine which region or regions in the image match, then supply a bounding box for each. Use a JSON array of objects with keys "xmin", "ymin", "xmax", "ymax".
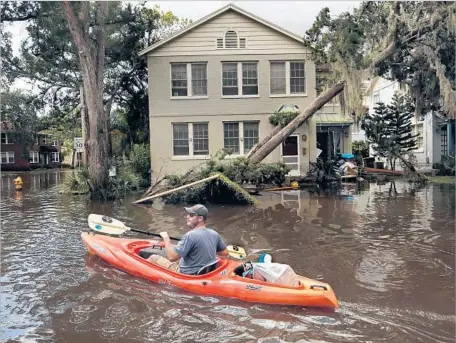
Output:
[
  {"xmin": 140, "ymin": 3, "xmax": 353, "ymax": 182},
  {"xmin": 0, "ymin": 123, "xmax": 62, "ymax": 171}
]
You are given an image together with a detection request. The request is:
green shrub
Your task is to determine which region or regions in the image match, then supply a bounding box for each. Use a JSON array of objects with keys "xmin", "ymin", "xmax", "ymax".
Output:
[
  {"xmin": 435, "ymin": 155, "xmax": 455, "ymax": 176},
  {"xmin": 129, "ymin": 143, "xmax": 151, "ymax": 180},
  {"xmin": 164, "ymin": 173, "xmax": 256, "ymax": 205},
  {"xmin": 60, "ymin": 168, "xmax": 90, "ymax": 194},
  {"xmin": 352, "ymin": 140, "xmax": 369, "ymax": 165},
  {"xmin": 60, "ymin": 159, "xmax": 145, "ymax": 199},
  {"xmin": 269, "ymin": 111, "xmax": 299, "ymax": 127},
  {"xmin": 197, "ymin": 155, "xmax": 289, "ymax": 186}
]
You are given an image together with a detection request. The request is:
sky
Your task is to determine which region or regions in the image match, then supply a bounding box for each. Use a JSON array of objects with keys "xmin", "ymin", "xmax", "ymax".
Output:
[
  {"xmin": 149, "ymin": 1, "xmax": 360, "ymax": 36},
  {"xmin": 8, "ymin": 1, "xmax": 360, "ymax": 91}
]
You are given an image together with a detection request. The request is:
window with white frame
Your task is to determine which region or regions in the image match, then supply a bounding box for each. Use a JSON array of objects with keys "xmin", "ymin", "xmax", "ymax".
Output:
[
  {"xmin": 415, "ymin": 123, "xmax": 423, "ymax": 149},
  {"xmin": 29, "ymin": 151, "xmax": 39, "ymax": 163},
  {"xmin": 270, "ymin": 61, "xmax": 306, "ymax": 95},
  {"xmin": 223, "ymin": 121, "xmax": 259, "ymax": 155},
  {"xmin": 1, "ymin": 151, "xmax": 15, "ymax": 163},
  {"xmin": 1, "ymin": 133, "xmax": 13, "ymax": 144},
  {"xmin": 52, "ymin": 140, "xmax": 58, "ymax": 146},
  {"xmin": 171, "ymin": 63, "xmax": 207, "ymax": 97},
  {"xmin": 51, "ymin": 152, "xmax": 60, "ymax": 162},
  {"xmin": 222, "ymin": 62, "xmax": 258, "ymax": 96},
  {"xmin": 172, "ymin": 122, "xmax": 209, "ymax": 157}
]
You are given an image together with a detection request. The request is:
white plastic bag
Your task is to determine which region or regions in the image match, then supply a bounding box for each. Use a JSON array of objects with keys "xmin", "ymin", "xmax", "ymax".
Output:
[{"xmin": 252, "ymin": 262, "xmax": 299, "ymax": 287}]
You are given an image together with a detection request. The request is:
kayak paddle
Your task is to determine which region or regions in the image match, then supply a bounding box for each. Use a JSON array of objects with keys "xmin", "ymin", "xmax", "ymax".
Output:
[
  {"xmin": 87, "ymin": 213, "xmax": 247, "ymax": 260},
  {"xmin": 88, "ymin": 213, "xmax": 181, "ymax": 240}
]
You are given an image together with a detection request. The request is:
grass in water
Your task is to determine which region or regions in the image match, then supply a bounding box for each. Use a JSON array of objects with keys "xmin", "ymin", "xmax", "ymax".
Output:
[{"xmin": 427, "ymin": 176, "xmax": 455, "ymax": 184}]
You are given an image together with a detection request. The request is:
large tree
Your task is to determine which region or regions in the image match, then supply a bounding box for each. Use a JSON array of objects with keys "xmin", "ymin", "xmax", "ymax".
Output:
[
  {"xmin": 1, "ymin": 1, "xmax": 189, "ymax": 197},
  {"xmin": 60, "ymin": 1, "xmax": 110, "ymax": 196},
  {"xmin": 248, "ymin": 2, "xmax": 455, "ymax": 165}
]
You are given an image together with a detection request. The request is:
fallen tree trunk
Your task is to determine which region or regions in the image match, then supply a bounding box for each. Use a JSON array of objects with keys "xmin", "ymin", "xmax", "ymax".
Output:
[
  {"xmin": 133, "ymin": 174, "xmax": 220, "ymax": 204},
  {"xmin": 248, "ymin": 82, "xmax": 345, "ymax": 164},
  {"xmin": 245, "ymin": 125, "xmax": 282, "ymax": 159}
]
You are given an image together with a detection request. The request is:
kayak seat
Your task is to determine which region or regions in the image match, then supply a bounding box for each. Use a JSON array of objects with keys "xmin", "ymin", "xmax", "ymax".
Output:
[
  {"xmin": 139, "ymin": 245, "xmax": 167, "ymax": 259},
  {"xmin": 196, "ymin": 259, "xmax": 220, "ymax": 276}
]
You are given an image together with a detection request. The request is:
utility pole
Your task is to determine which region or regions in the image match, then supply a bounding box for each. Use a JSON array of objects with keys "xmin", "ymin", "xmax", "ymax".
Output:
[{"xmin": 80, "ymin": 85, "xmax": 88, "ymax": 166}]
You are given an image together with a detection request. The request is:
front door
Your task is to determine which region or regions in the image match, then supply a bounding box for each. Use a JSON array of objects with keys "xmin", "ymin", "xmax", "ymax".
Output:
[{"xmin": 282, "ymin": 135, "xmax": 300, "ymax": 176}]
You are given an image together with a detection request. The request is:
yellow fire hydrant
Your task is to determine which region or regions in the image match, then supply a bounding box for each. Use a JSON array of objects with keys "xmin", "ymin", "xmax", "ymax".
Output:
[{"xmin": 13, "ymin": 176, "xmax": 23, "ymax": 191}]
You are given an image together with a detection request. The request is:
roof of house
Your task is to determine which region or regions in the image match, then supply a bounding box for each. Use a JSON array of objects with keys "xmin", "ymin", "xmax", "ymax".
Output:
[
  {"xmin": 138, "ymin": 3, "xmax": 305, "ymax": 56},
  {"xmin": 316, "ymin": 113, "xmax": 353, "ymax": 126}
]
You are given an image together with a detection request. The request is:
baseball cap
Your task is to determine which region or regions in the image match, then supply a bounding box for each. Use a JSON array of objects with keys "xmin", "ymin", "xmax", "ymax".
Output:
[{"xmin": 184, "ymin": 204, "xmax": 208, "ymax": 219}]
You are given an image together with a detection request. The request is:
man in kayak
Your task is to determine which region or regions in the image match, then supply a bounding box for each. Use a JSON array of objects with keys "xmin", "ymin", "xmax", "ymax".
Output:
[{"xmin": 147, "ymin": 204, "xmax": 229, "ymax": 274}]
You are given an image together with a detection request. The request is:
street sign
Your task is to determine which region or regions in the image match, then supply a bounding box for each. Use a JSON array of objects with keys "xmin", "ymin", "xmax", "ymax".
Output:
[{"xmin": 74, "ymin": 137, "xmax": 84, "ymax": 152}]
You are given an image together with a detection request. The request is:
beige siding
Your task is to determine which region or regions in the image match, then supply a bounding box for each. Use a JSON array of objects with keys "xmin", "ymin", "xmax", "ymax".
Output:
[
  {"xmin": 149, "ymin": 10, "xmax": 311, "ymax": 57},
  {"xmin": 149, "ymin": 114, "xmax": 316, "ymax": 182},
  {"xmin": 146, "ymin": 8, "xmax": 321, "ymax": 181},
  {"xmin": 148, "ymin": 54, "xmax": 316, "ymax": 117}
]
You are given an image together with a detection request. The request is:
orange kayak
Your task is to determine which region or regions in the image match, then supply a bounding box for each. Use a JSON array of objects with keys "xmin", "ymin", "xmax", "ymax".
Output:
[{"xmin": 81, "ymin": 232, "xmax": 339, "ymax": 309}]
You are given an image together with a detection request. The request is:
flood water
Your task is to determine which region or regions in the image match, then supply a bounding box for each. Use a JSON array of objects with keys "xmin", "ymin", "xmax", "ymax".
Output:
[{"xmin": 1, "ymin": 170, "xmax": 455, "ymax": 343}]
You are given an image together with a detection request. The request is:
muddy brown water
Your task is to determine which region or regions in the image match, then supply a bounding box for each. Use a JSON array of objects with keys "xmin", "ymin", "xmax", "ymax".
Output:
[{"xmin": 1, "ymin": 170, "xmax": 455, "ymax": 343}]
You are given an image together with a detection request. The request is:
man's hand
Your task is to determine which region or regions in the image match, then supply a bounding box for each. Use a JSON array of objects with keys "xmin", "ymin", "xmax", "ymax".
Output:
[
  {"xmin": 160, "ymin": 232, "xmax": 170, "ymax": 243},
  {"xmin": 160, "ymin": 232, "xmax": 180, "ymax": 262}
]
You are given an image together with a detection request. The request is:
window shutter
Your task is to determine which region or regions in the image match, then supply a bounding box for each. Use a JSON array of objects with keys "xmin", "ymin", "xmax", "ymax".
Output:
[
  {"xmin": 216, "ymin": 38, "xmax": 223, "ymax": 48},
  {"xmin": 239, "ymin": 38, "xmax": 246, "ymax": 48}
]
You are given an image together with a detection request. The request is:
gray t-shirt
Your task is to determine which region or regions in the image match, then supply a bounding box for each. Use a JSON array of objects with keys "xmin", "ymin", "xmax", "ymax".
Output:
[{"xmin": 174, "ymin": 227, "xmax": 227, "ymax": 275}]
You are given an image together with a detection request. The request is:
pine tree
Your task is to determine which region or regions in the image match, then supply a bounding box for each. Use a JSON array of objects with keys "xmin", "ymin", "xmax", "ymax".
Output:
[
  {"xmin": 362, "ymin": 92, "xmax": 418, "ymax": 170},
  {"xmin": 361, "ymin": 101, "xmax": 392, "ymax": 160},
  {"xmin": 386, "ymin": 93, "xmax": 418, "ymax": 169}
]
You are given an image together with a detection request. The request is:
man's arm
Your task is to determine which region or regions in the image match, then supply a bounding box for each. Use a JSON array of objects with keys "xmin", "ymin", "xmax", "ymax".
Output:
[
  {"xmin": 216, "ymin": 234, "xmax": 229, "ymax": 257},
  {"xmin": 160, "ymin": 232, "xmax": 181, "ymax": 262}
]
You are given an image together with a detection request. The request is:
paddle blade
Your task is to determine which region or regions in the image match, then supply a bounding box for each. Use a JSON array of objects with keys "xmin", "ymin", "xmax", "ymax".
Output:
[
  {"xmin": 88, "ymin": 214, "xmax": 130, "ymax": 236},
  {"xmin": 88, "ymin": 214, "xmax": 127, "ymax": 229},
  {"xmin": 88, "ymin": 220, "xmax": 128, "ymax": 236},
  {"xmin": 227, "ymin": 245, "xmax": 246, "ymax": 260}
]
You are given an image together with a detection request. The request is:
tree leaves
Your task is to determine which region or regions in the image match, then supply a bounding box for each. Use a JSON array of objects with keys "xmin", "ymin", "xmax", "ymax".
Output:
[
  {"xmin": 303, "ymin": 1, "xmax": 455, "ymax": 118},
  {"xmin": 2, "ymin": 2, "xmax": 189, "ymax": 148}
]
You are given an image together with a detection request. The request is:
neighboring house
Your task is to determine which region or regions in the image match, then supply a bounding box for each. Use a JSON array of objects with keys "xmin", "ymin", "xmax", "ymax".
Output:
[
  {"xmin": 354, "ymin": 77, "xmax": 455, "ymax": 169},
  {"xmin": 0, "ymin": 123, "xmax": 62, "ymax": 170},
  {"xmin": 140, "ymin": 3, "xmax": 353, "ymax": 182}
]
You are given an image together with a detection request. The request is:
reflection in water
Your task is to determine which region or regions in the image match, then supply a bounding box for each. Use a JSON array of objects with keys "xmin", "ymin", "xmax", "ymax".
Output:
[{"xmin": 1, "ymin": 171, "xmax": 455, "ymax": 342}]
